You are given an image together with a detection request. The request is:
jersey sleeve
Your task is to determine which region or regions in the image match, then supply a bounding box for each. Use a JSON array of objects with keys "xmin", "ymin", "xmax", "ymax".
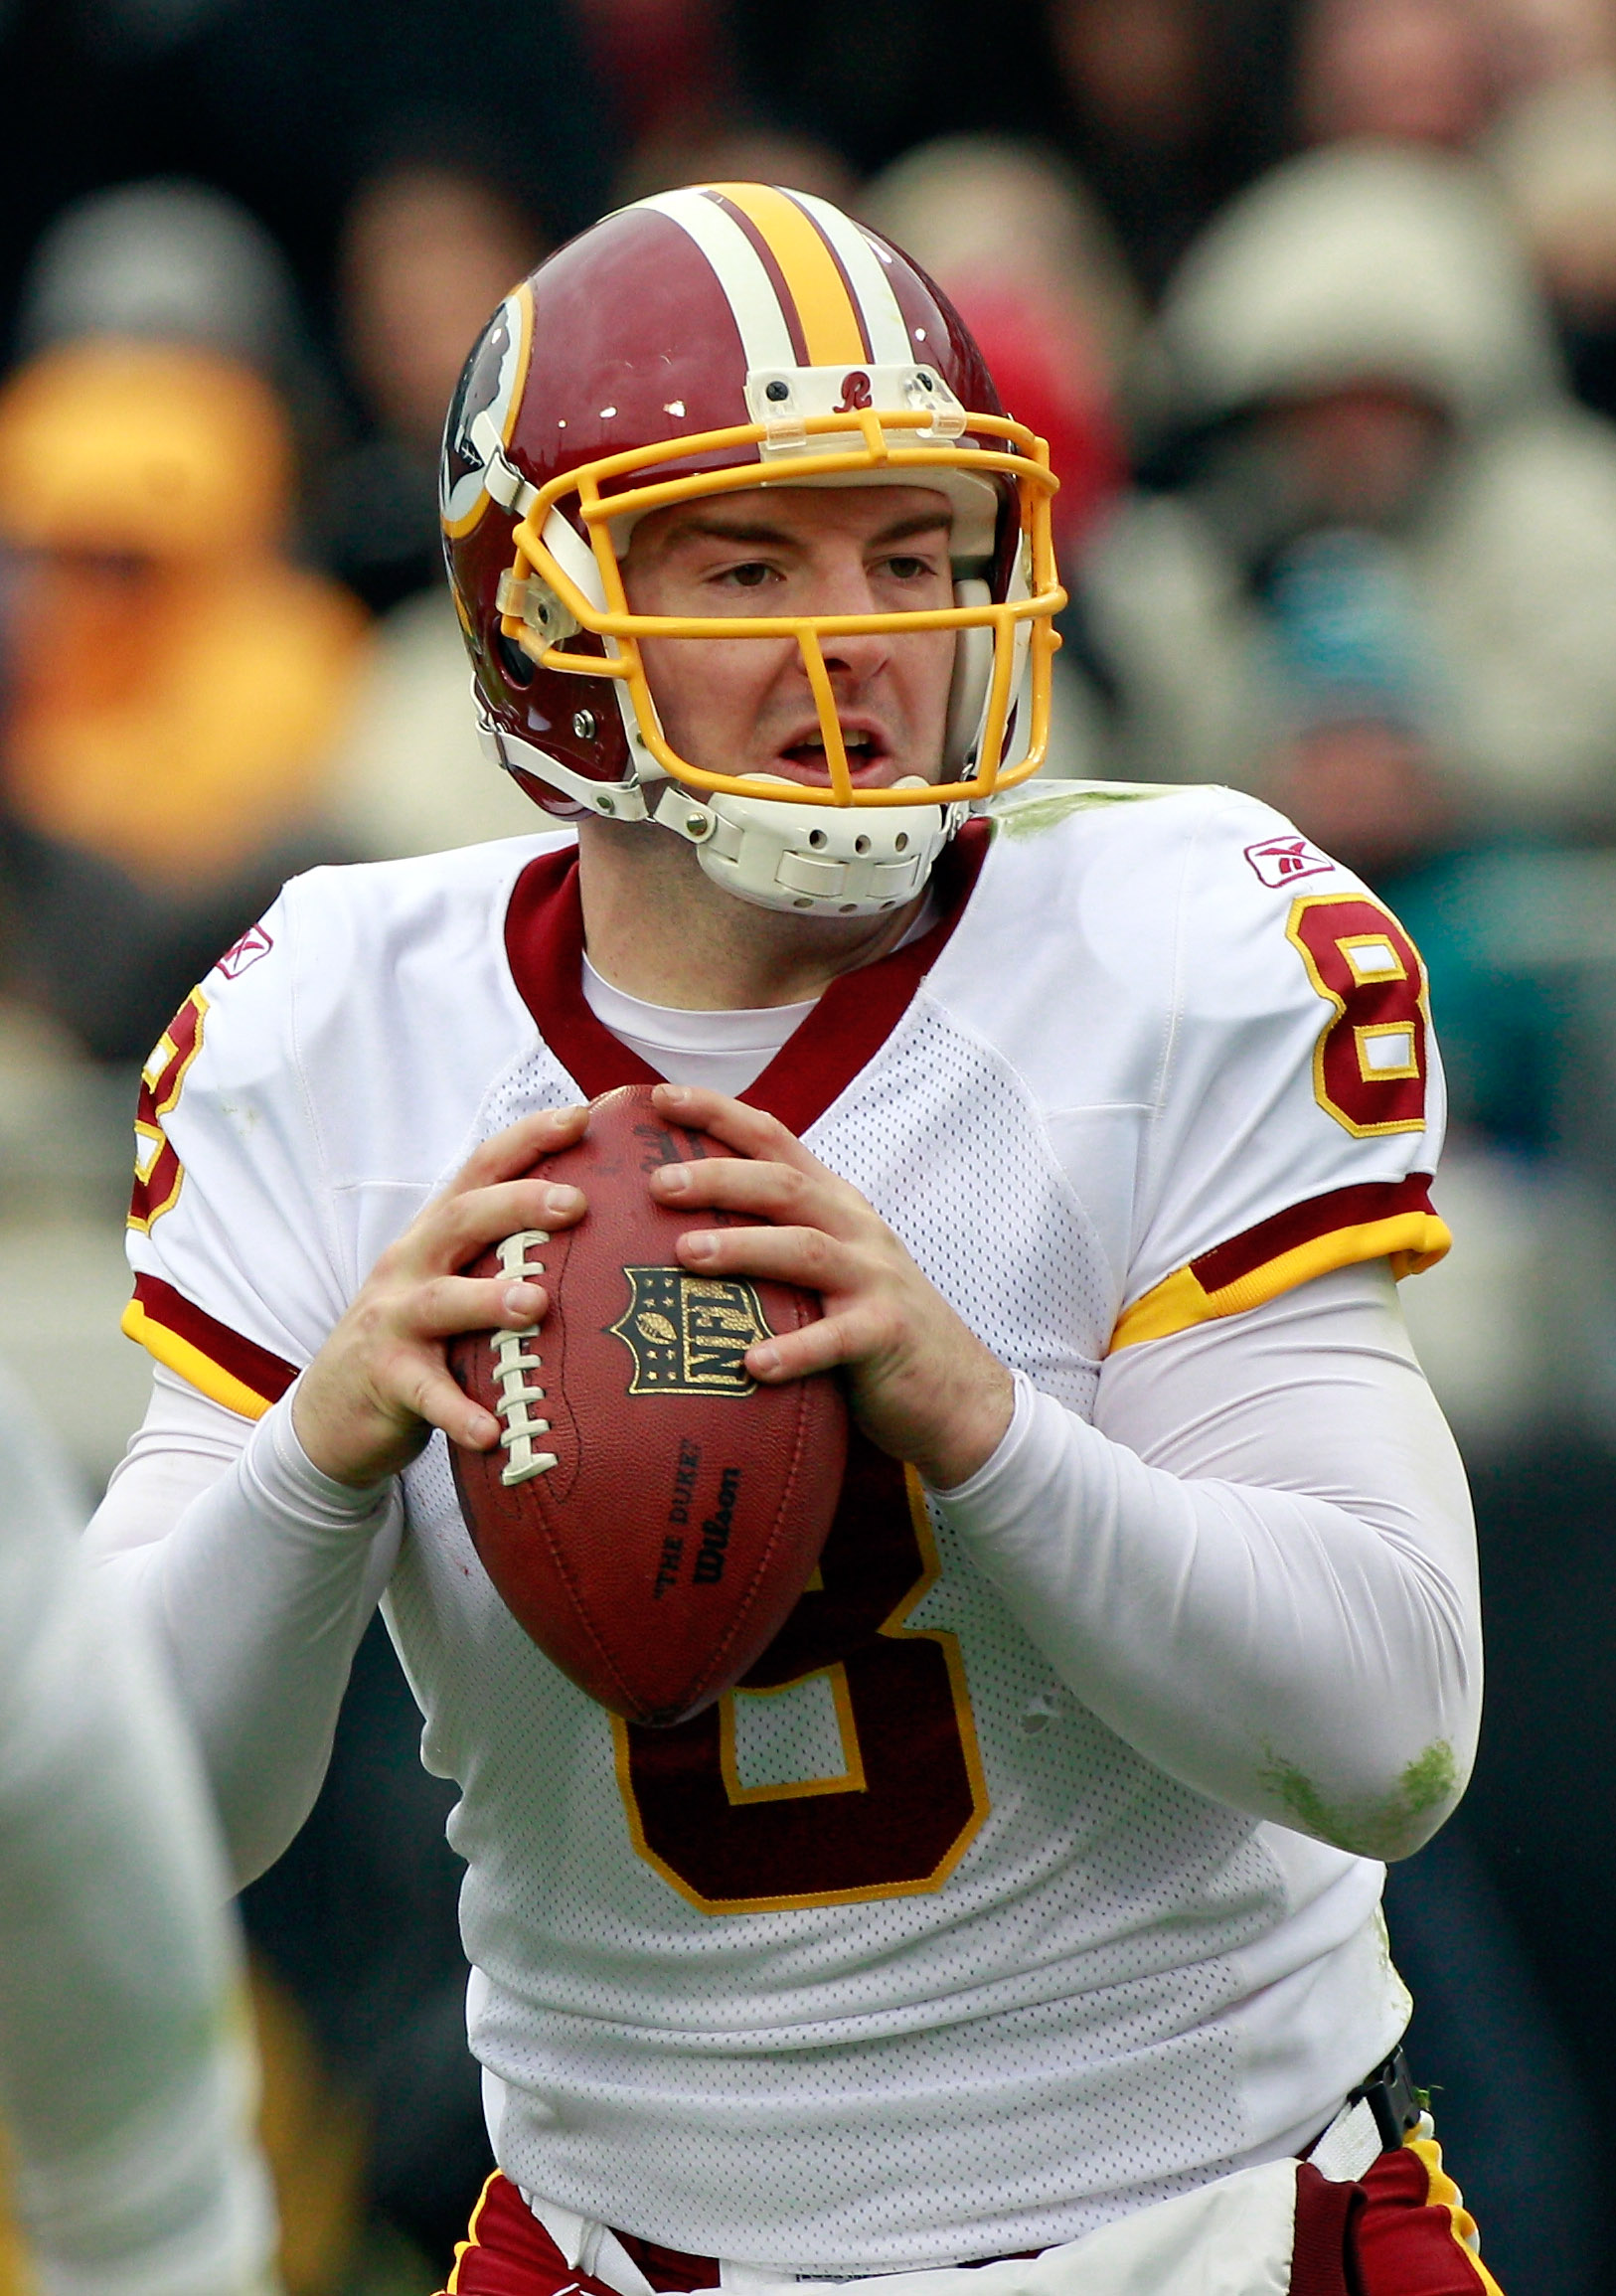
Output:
[
  {"xmin": 1111, "ymin": 798, "xmax": 1451, "ymax": 1352},
  {"xmin": 123, "ymin": 889, "xmax": 348, "ymax": 1417}
]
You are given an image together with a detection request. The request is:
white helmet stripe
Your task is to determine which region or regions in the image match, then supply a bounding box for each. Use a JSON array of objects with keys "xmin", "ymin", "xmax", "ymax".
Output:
[
  {"xmin": 636, "ymin": 188, "xmax": 796, "ymax": 374},
  {"xmin": 789, "ymin": 191, "xmax": 913, "ymax": 367}
]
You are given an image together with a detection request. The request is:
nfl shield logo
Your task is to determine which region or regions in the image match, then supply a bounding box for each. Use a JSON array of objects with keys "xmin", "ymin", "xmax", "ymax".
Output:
[{"xmin": 609, "ymin": 1268, "xmax": 773, "ymax": 1396}]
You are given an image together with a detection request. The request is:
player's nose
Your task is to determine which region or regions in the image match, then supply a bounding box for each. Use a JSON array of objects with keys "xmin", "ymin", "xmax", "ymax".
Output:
[
  {"xmin": 819, "ymin": 623, "xmax": 894, "ymax": 687},
  {"xmin": 813, "ymin": 564, "xmax": 895, "ymax": 685}
]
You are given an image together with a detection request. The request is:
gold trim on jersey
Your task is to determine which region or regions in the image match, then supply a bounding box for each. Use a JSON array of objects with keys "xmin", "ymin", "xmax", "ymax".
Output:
[
  {"xmin": 120, "ymin": 1295, "xmax": 274, "ymax": 1420},
  {"xmin": 1109, "ymin": 1207, "xmax": 1452, "ymax": 1353},
  {"xmin": 718, "ymin": 1661, "xmax": 868, "ymax": 1805}
]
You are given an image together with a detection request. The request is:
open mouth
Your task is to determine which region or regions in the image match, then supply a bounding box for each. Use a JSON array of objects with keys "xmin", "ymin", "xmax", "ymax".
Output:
[{"xmin": 775, "ymin": 728, "xmax": 890, "ymax": 781}]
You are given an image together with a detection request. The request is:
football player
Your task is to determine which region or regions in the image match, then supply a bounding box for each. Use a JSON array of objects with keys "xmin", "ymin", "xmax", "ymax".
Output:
[
  {"xmin": 0, "ymin": 1372, "xmax": 276, "ymax": 2296},
  {"xmin": 88, "ymin": 186, "xmax": 1497, "ymax": 2292}
]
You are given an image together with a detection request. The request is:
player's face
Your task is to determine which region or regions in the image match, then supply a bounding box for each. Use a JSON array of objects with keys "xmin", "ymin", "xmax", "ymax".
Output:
[{"xmin": 620, "ymin": 484, "xmax": 957, "ymax": 789}]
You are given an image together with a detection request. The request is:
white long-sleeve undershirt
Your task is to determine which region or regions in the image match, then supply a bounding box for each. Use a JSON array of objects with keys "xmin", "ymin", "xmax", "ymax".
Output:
[
  {"xmin": 938, "ymin": 1263, "xmax": 1478, "ymax": 1858},
  {"xmin": 86, "ymin": 1261, "xmax": 1478, "ymax": 1889}
]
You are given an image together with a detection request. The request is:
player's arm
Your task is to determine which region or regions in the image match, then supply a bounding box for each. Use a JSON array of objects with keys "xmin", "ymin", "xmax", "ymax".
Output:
[
  {"xmin": 635, "ymin": 1082, "xmax": 1478, "ymax": 1862},
  {"xmin": 933, "ymin": 1261, "xmax": 1477, "ymax": 1860},
  {"xmin": 0, "ymin": 1380, "xmax": 278, "ymax": 2296},
  {"xmin": 90, "ymin": 1107, "xmax": 592, "ymax": 1884}
]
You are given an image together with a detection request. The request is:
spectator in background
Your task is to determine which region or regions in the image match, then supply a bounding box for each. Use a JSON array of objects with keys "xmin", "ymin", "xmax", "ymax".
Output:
[
  {"xmin": 1253, "ymin": 526, "xmax": 1566, "ymax": 1151},
  {"xmin": 321, "ymin": 164, "xmax": 544, "ymax": 611},
  {"xmin": 0, "ymin": 0, "xmax": 616, "ymax": 392},
  {"xmin": 1256, "ymin": 528, "xmax": 1456, "ymax": 883},
  {"xmin": 13, "ymin": 177, "xmax": 341, "ymax": 490},
  {"xmin": 862, "ymin": 135, "xmax": 1136, "ymax": 559},
  {"xmin": 0, "ymin": 339, "xmax": 365, "ymax": 1060},
  {"xmin": 319, "ymin": 163, "xmax": 554, "ymax": 859},
  {"xmin": 1083, "ymin": 142, "xmax": 1616, "ymax": 835},
  {"xmin": 1291, "ymin": 0, "xmax": 1496, "ymax": 148},
  {"xmin": 1037, "ymin": 0, "xmax": 1286, "ymax": 297},
  {"xmin": 1487, "ymin": 66, "xmax": 1616, "ymax": 420}
]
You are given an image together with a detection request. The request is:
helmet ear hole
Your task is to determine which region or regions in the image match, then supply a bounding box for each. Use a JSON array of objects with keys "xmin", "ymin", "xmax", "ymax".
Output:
[{"xmin": 496, "ymin": 630, "xmax": 537, "ymax": 689}]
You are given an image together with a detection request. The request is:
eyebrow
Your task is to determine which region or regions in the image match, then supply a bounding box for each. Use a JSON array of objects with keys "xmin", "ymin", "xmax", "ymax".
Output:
[{"xmin": 659, "ymin": 508, "xmax": 953, "ymax": 552}]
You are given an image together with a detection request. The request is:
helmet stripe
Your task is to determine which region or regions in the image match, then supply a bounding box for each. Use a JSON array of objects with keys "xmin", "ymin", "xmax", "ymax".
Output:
[
  {"xmin": 790, "ymin": 192, "xmax": 913, "ymax": 367},
  {"xmin": 705, "ymin": 182, "xmax": 868, "ymax": 367},
  {"xmin": 636, "ymin": 188, "xmax": 796, "ymax": 373},
  {"xmin": 703, "ymin": 192, "xmax": 812, "ymax": 367}
]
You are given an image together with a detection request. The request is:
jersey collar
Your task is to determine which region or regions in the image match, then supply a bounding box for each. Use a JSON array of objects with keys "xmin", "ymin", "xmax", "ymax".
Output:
[{"xmin": 505, "ymin": 820, "xmax": 989, "ymax": 1135}]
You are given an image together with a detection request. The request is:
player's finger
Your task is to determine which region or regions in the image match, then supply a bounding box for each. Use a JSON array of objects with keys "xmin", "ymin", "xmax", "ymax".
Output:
[
  {"xmin": 675, "ymin": 1220, "xmax": 865, "ymax": 1293},
  {"xmin": 651, "ymin": 1153, "xmax": 872, "ymax": 1240},
  {"xmin": 410, "ymin": 1177, "xmax": 586, "ymax": 1272},
  {"xmin": 399, "ymin": 1356, "xmax": 504, "ymax": 1452},
  {"xmin": 744, "ymin": 1307, "xmax": 879, "ymax": 1383},
  {"xmin": 649, "ymin": 1083, "xmax": 823, "ymax": 1175},
  {"xmin": 407, "ymin": 1273, "xmax": 548, "ymax": 1340},
  {"xmin": 446, "ymin": 1103, "xmax": 591, "ymax": 1198}
]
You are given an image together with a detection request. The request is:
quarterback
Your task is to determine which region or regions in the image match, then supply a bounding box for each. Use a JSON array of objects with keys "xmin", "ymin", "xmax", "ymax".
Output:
[{"xmin": 90, "ymin": 187, "xmax": 1496, "ymax": 2293}]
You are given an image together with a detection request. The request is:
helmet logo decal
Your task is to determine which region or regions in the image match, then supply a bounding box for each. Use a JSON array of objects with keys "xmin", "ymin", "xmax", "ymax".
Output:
[
  {"xmin": 833, "ymin": 370, "xmax": 873, "ymax": 413},
  {"xmin": 440, "ymin": 285, "xmax": 533, "ymax": 538}
]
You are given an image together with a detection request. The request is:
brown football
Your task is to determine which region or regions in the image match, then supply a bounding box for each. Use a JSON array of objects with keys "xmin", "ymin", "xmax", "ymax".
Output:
[{"xmin": 447, "ymin": 1083, "xmax": 849, "ymax": 1725}]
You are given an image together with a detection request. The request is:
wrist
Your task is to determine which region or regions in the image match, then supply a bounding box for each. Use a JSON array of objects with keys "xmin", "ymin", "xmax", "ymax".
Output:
[
  {"xmin": 289, "ymin": 1368, "xmax": 419, "ymax": 1491},
  {"xmin": 913, "ymin": 1359, "xmax": 1017, "ymax": 1492},
  {"xmin": 278, "ymin": 1385, "xmax": 397, "ymax": 1510}
]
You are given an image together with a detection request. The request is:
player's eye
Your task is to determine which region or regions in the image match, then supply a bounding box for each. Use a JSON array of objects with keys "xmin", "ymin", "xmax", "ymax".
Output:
[
  {"xmin": 718, "ymin": 561, "xmax": 775, "ymax": 589},
  {"xmin": 883, "ymin": 554, "xmax": 941, "ymax": 583}
]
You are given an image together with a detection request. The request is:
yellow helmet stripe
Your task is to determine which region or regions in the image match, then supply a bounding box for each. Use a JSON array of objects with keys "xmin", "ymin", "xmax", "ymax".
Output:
[
  {"xmin": 638, "ymin": 189, "xmax": 796, "ymax": 371},
  {"xmin": 792, "ymin": 190, "xmax": 913, "ymax": 365},
  {"xmin": 706, "ymin": 183, "xmax": 868, "ymax": 368}
]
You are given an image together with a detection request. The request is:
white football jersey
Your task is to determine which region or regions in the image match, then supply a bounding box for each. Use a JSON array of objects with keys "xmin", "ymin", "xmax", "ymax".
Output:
[{"xmin": 122, "ymin": 781, "xmax": 1449, "ymax": 2268}]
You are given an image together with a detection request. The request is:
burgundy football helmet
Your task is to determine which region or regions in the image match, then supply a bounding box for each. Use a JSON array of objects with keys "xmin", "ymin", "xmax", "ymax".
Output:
[{"xmin": 440, "ymin": 182, "xmax": 1065, "ymax": 915}]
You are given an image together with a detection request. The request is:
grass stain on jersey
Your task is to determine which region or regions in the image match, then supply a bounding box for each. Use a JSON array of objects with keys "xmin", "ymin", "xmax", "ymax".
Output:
[
  {"xmin": 989, "ymin": 782, "xmax": 1177, "ymax": 840},
  {"xmin": 1259, "ymin": 1740, "xmax": 1458, "ymax": 1861}
]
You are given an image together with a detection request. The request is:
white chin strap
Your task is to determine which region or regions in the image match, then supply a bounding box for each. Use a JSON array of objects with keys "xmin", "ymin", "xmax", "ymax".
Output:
[
  {"xmin": 475, "ymin": 699, "xmax": 962, "ymax": 916},
  {"xmin": 652, "ymin": 780, "xmax": 966, "ymax": 917}
]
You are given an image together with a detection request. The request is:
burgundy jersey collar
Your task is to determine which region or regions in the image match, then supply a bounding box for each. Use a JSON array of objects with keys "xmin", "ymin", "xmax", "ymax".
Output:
[{"xmin": 505, "ymin": 820, "xmax": 990, "ymax": 1135}]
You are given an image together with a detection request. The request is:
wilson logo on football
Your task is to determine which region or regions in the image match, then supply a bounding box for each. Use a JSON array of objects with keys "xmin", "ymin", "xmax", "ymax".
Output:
[
  {"xmin": 1244, "ymin": 835, "xmax": 1335, "ymax": 890},
  {"xmin": 610, "ymin": 1268, "xmax": 771, "ymax": 1396}
]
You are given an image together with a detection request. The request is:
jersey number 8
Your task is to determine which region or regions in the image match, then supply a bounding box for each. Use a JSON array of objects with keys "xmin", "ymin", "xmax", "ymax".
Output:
[
  {"xmin": 614, "ymin": 1436, "xmax": 988, "ymax": 1914},
  {"xmin": 1287, "ymin": 895, "xmax": 1428, "ymax": 1137}
]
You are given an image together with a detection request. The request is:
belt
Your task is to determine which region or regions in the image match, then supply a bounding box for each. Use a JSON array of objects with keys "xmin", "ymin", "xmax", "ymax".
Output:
[{"xmin": 1307, "ymin": 2047, "xmax": 1426, "ymax": 2184}]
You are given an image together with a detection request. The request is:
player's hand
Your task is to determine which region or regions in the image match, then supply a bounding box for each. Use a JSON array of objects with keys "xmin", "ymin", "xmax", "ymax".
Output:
[
  {"xmin": 645, "ymin": 1083, "xmax": 1015, "ymax": 1490},
  {"xmin": 292, "ymin": 1105, "xmax": 591, "ymax": 1489}
]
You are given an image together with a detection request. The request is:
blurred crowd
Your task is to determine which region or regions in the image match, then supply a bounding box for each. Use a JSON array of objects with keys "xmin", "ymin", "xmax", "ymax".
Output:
[{"xmin": 3, "ymin": 0, "xmax": 1616, "ymax": 2289}]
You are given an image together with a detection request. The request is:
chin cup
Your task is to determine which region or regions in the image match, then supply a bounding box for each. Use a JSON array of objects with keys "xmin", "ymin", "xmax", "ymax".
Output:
[{"xmin": 652, "ymin": 782, "xmax": 964, "ymax": 917}]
